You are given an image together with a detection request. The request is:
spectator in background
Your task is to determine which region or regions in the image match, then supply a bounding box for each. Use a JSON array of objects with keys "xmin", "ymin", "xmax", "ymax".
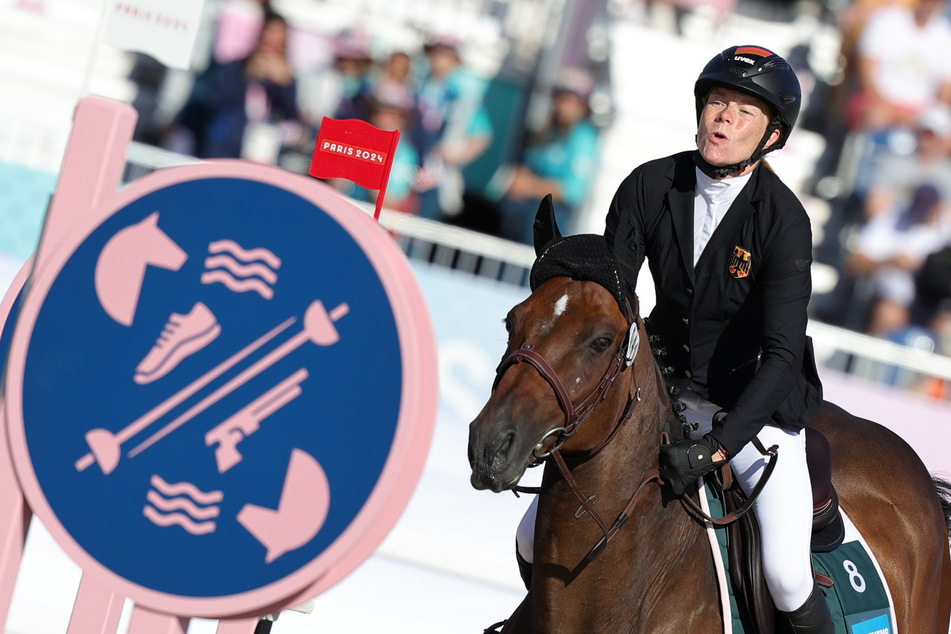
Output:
[
  {"xmin": 913, "ymin": 239, "xmax": 951, "ymax": 362},
  {"xmin": 372, "ymin": 51, "xmax": 416, "ymax": 98},
  {"xmin": 412, "ymin": 35, "xmax": 493, "ymax": 220},
  {"xmin": 863, "ymin": 105, "xmax": 951, "ymax": 219},
  {"xmin": 493, "ymin": 67, "xmax": 601, "ymax": 244},
  {"xmin": 296, "ymin": 30, "xmax": 375, "ymax": 129},
  {"xmin": 848, "ymin": 0, "xmax": 951, "ymax": 133},
  {"xmin": 211, "ymin": 0, "xmax": 274, "ymax": 66},
  {"xmin": 165, "ymin": 12, "xmax": 300, "ymax": 162},
  {"xmin": 848, "ymin": 183, "xmax": 951, "ymax": 338}
]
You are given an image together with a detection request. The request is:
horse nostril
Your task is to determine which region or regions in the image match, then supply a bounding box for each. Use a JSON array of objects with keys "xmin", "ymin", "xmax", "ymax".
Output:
[{"xmin": 498, "ymin": 430, "xmax": 517, "ymax": 462}]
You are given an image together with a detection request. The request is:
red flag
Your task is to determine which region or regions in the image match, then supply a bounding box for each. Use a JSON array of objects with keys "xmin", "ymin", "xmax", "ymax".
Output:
[{"xmin": 309, "ymin": 117, "xmax": 401, "ymax": 221}]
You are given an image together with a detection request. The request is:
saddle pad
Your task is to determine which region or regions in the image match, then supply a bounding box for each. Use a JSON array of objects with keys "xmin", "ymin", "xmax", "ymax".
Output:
[
  {"xmin": 700, "ymin": 481, "xmax": 897, "ymax": 634},
  {"xmin": 813, "ymin": 510, "xmax": 897, "ymax": 634}
]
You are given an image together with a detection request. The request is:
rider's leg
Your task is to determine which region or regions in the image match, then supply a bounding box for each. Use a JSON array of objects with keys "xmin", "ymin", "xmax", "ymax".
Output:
[
  {"xmin": 729, "ymin": 425, "xmax": 833, "ymax": 632},
  {"xmin": 515, "ymin": 497, "xmax": 538, "ymax": 589}
]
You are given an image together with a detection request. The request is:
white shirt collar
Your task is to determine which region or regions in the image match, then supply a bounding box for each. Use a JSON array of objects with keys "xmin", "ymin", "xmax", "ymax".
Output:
[{"xmin": 692, "ymin": 167, "xmax": 753, "ymax": 266}]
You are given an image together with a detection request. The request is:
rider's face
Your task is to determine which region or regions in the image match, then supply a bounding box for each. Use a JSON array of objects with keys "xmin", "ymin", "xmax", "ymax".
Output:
[{"xmin": 697, "ymin": 87, "xmax": 780, "ymax": 176}]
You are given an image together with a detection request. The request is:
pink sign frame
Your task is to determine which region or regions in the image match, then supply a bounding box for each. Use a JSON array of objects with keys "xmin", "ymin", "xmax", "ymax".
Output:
[{"xmin": 0, "ymin": 97, "xmax": 438, "ymax": 629}]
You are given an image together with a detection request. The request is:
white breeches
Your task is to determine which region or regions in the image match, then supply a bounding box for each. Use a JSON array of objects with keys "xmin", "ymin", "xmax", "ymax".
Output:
[
  {"xmin": 516, "ymin": 409, "xmax": 815, "ymax": 612},
  {"xmin": 728, "ymin": 425, "xmax": 814, "ymax": 612}
]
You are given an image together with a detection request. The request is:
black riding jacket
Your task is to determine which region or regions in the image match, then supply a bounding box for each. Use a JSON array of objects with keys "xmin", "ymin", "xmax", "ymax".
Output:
[{"xmin": 604, "ymin": 151, "xmax": 822, "ymax": 456}]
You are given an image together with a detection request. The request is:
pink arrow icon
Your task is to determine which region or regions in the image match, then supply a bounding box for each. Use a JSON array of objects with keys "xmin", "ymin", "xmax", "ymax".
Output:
[{"xmin": 237, "ymin": 448, "xmax": 331, "ymax": 563}]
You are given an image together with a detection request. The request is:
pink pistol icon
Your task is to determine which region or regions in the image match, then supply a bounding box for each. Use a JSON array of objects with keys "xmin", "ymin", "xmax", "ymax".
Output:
[{"xmin": 205, "ymin": 368, "xmax": 309, "ymax": 473}]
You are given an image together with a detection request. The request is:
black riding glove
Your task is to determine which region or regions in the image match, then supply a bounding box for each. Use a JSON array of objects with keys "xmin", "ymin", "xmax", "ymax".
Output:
[{"xmin": 658, "ymin": 434, "xmax": 725, "ymax": 496}]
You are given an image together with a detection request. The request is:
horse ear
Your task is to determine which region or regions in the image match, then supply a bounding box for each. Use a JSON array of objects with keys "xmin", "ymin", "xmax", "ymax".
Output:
[{"xmin": 533, "ymin": 194, "xmax": 561, "ymax": 256}]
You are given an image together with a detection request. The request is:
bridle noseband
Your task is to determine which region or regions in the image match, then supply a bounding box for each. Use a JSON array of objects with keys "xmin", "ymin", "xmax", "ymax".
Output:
[{"xmin": 492, "ymin": 342, "xmax": 629, "ymax": 459}]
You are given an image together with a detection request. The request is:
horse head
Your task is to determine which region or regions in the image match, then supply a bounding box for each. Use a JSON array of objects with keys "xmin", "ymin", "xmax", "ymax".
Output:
[{"xmin": 468, "ymin": 197, "xmax": 645, "ymax": 492}]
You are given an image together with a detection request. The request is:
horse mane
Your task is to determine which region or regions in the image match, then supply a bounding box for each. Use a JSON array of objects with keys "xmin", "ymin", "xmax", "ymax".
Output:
[{"xmin": 932, "ymin": 476, "xmax": 951, "ymax": 536}]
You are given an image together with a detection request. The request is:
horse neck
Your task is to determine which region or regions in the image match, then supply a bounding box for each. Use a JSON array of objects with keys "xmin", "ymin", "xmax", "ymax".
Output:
[
  {"xmin": 531, "ymin": 355, "xmax": 714, "ymax": 627},
  {"xmin": 536, "ymin": 355, "xmax": 670, "ymax": 545}
]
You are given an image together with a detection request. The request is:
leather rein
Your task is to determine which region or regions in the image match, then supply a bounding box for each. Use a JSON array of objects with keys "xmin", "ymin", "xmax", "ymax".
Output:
[{"xmin": 490, "ymin": 301, "xmax": 660, "ymax": 564}]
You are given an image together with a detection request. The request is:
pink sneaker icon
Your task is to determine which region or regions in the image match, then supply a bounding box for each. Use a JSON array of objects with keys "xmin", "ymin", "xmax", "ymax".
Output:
[{"xmin": 135, "ymin": 302, "xmax": 221, "ymax": 384}]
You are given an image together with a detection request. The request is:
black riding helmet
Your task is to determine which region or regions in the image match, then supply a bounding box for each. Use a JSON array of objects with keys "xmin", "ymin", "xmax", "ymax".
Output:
[{"xmin": 694, "ymin": 45, "xmax": 801, "ymax": 178}]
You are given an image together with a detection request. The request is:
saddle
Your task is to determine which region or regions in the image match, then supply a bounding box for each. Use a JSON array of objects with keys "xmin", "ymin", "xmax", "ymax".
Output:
[{"xmin": 720, "ymin": 426, "xmax": 844, "ymax": 634}]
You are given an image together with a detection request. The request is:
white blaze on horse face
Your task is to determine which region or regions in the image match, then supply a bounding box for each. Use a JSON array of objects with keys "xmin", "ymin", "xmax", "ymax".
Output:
[{"xmin": 553, "ymin": 294, "xmax": 569, "ymax": 317}]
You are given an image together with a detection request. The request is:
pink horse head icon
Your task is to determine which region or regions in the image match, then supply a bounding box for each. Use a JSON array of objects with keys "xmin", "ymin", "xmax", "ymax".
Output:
[{"xmin": 95, "ymin": 212, "xmax": 187, "ymax": 326}]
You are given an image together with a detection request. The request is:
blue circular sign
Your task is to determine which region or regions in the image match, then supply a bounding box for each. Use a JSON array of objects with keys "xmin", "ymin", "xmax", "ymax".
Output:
[{"xmin": 3, "ymin": 162, "xmax": 437, "ymax": 616}]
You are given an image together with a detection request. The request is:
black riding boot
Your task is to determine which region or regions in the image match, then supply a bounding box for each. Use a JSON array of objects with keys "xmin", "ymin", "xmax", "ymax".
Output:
[
  {"xmin": 778, "ymin": 582, "xmax": 835, "ymax": 634},
  {"xmin": 515, "ymin": 541, "xmax": 532, "ymax": 590}
]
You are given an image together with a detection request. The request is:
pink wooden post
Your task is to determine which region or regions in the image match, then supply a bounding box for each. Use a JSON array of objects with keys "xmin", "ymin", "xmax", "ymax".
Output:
[
  {"xmin": 67, "ymin": 575, "xmax": 125, "ymax": 634},
  {"xmin": 0, "ymin": 259, "xmax": 34, "ymax": 629},
  {"xmin": 35, "ymin": 97, "xmax": 138, "ymax": 269},
  {"xmin": 126, "ymin": 606, "xmax": 189, "ymax": 634},
  {"xmin": 0, "ymin": 94, "xmax": 138, "ymax": 633}
]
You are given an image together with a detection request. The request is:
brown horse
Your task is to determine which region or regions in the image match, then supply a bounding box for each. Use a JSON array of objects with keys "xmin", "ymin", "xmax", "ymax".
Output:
[{"xmin": 467, "ymin": 233, "xmax": 951, "ymax": 632}]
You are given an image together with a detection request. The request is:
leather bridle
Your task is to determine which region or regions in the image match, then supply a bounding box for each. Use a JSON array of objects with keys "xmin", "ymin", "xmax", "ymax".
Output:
[
  {"xmin": 492, "ymin": 341, "xmax": 631, "ymax": 461},
  {"xmin": 489, "ymin": 299, "xmax": 661, "ymax": 565},
  {"xmin": 489, "ymin": 292, "xmax": 779, "ymax": 570}
]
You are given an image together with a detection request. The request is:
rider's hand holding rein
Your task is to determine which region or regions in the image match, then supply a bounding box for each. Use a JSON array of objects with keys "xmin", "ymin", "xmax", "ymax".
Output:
[{"xmin": 658, "ymin": 434, "xmax": 727, "ymax": 496}]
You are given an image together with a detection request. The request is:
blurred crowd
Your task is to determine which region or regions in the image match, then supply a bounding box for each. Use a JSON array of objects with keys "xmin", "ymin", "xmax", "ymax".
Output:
[
  {"xmin": 130, "ymin": 0, "xmax": 603, "ymax": 245},
  {"xmin": 803, "ymin": 0, "xmax": 951, "ymax": 381},
  {"xmin": 126, "ymin": 0, "xmax": 951, "ymax": 373}
]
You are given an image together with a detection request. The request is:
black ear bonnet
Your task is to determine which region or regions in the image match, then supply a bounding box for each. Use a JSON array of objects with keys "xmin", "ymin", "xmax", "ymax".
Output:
[{"xmin": 530, "ymin": 234, "xmax": 628, "ymax": 315}]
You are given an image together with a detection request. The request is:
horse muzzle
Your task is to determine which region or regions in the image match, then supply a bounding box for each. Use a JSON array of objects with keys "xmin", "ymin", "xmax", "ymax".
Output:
[{"xmin": 468, "ymin": 408, "xmax": 541, "ymax": 493}]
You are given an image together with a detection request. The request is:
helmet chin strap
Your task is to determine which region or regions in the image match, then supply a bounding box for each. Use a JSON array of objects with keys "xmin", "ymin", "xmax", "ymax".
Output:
[{"xmin": 694, "ymin": 117, "xmax": 781, "ymax": 179}]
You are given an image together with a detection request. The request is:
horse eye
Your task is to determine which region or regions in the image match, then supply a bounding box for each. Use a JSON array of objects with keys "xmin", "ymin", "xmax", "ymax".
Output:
[{"xmin": 590, "ymin": 336, "xmax": 612, "ymax": 353}]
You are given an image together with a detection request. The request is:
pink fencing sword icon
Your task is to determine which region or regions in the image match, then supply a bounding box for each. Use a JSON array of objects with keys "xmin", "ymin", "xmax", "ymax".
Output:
[{"xmin": 75, "ymin": 300, "xmax": 349, "ymax": 475}]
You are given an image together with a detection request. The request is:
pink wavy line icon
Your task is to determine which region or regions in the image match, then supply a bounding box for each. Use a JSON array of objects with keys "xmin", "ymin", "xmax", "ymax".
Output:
[
  {"xmin": 200, "ymin": 270, "xmax": 275, "ymax": 300},
  {"xmin": 238, "ymin": 449, "xmax": 330, "ymax": 563},
  {"xmin": 145, "ymin": 490, "xmax": 221, "ymax": 520},
  {"xmin": 203, "ymin": 255, "xmax": 279, "ymax": 284},
  {"xmin": 202, "ymin": 240, "xmax": 281, "ymax": 299},
  {"xmin": 207, "ymin": 240, "xmax": 282, "ymax": 269},
  {"xmin": 143, "ymin": 507, "xmax": 217, "ymax": 535},
  {"xmin": 150, "ymin": 474, "xmax": 224, "ymax": 505},
  {"xmin": 144, "ymin": 475, "xmax": 223, "ymax": 535}
]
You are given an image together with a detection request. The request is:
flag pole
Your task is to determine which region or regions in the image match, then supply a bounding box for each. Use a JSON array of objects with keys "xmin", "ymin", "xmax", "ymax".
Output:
[
  {"xmin": 79, "ymin": 0, "xmax": 113, "ymax": 98},
  {"xmin": 372, "ymin": 129, "xmax": 400, "ymax": 222}
]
